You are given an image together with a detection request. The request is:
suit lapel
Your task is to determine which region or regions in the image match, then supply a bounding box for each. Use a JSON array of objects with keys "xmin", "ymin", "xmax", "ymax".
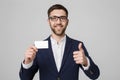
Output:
[
  {"xmin": 46, "ymin": 37, "xmax": 58, "ymax": 73},
  {"xmin": 46, "ymin": 36, "xmax": 73, "ymax": 73},
  {"xmin": 60, "ymin": 36, "xmax": 72, "ymax": 72}
]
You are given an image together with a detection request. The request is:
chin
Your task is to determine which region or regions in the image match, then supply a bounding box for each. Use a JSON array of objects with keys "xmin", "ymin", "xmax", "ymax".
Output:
[{"xmin": 55, "ymin": 33, "xmax": 64, "ymax": 36}]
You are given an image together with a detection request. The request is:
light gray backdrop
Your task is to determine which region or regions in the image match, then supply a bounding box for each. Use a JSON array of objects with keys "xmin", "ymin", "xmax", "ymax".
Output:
[{"xmin": 0, "ymin": 0, "xmax": 120, "ymax": 80}]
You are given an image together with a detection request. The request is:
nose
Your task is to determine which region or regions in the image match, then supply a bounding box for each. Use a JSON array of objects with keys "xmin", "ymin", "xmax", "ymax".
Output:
[{"xmin": 56, "ymin": 18, "xmax": 62, "ymax": 24}]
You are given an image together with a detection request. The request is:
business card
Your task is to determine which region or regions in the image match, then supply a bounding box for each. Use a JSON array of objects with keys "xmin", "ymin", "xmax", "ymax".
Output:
[{"xmin": 34, "ymin": 41, "xmax": 48, "ymax": 49}]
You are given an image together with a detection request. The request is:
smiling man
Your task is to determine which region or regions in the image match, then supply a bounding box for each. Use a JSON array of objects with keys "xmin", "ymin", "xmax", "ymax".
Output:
[{"xmin": 19, "ymin": 4, "xmax": 100, "ymax": 80}]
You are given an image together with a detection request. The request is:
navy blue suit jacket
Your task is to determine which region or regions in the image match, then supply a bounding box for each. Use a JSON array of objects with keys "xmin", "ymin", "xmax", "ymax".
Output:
[{"xmin": 19, "ymin": 36, "xmax": 100, "ymax": 80}]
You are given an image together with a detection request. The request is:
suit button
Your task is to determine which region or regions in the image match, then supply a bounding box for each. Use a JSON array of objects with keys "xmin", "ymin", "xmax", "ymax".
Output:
[{"xmin": 58, "ymin": 77, "xmax": 60, "ymax": 80}]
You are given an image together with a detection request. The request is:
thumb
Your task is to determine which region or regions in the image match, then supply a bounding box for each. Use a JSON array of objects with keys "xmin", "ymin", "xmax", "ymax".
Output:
[{"xmin": 78, "ymin": 43, "xmax": 82, "ymax": 51}]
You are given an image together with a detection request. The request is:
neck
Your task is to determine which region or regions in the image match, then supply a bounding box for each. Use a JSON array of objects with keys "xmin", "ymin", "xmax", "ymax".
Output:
[{"xmin": 51, "ymin": 33, "xmax": 65, "ymax": 43}]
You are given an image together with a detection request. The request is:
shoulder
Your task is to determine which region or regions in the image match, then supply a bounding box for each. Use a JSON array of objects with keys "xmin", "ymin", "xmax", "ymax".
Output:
[{"xmin": 66, "ymin": 35, "xmax": 83, "ymax": 44}]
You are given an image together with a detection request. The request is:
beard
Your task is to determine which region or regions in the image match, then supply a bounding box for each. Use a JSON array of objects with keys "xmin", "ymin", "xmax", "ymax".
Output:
[{"xmin": 50, "ymin": 24, "xmax": 67, "ymax": 36}]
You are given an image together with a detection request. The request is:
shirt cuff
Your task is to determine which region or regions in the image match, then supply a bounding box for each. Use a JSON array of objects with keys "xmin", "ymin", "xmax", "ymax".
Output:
[
  {"xmin": 82, "ymin": 57, "xmax": 90, "ymax": 70},
  {"xmin": 22, "ymin": 61, "xmax": 33, "ymax": 69}
]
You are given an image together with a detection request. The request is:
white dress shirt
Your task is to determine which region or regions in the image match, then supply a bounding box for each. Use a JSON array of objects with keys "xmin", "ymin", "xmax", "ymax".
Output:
[
  {"xmin": 50, "ymin": 36, "xmax": 66, "ymax": 71},
  {"xmin": 22, "ymin": 35, "xmax": 90, "ymax": 71}
]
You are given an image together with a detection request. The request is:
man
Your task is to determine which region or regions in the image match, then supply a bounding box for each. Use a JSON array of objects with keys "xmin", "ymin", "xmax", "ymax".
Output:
[{"xmin": 19, "ymin": 4, "xmax": 100, "ymax": 80}]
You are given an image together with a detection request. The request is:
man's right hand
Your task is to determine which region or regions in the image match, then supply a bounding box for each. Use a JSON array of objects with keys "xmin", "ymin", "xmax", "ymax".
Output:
[{"xmin": 24, "ymin": 45, "xmax": 38, "ymax": 64}]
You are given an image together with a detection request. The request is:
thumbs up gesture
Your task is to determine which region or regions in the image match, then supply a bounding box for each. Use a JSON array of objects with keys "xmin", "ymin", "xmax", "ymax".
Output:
[{"xmin": 73, "ymin": 43, "xmax": 88, "ymax": 67}]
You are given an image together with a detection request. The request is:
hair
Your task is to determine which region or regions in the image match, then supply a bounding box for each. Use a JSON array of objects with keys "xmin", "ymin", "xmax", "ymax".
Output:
[{"xmin": 47, "ymin": 4, "xmax": 68, "ymax": 17}]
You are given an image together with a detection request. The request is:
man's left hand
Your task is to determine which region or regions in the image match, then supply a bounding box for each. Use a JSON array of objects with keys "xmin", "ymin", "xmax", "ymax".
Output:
[{"xmin": 73, "ymin": 43, "xmax": 88, "ymax": 67}]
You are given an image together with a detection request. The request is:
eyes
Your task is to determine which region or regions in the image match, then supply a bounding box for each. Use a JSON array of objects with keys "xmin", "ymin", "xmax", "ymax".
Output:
[{"xmin": 49, "ymin": 16, "xmax": 68, "ymax": 22}]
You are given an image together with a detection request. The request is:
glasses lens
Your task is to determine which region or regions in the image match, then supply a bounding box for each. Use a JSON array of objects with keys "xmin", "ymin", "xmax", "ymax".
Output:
[
  {"xmin": 60, "ymin": 16, "xmax": 67, "ymax": 21},
  {"xmin": 49, "ymin": 16, "xmax": 67, "ymax": 22}
]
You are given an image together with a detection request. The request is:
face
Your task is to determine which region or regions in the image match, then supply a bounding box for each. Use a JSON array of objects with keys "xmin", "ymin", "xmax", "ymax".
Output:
[{"xmin": 48, "ymin": 9, "xmax": 69, "ymax": 36}]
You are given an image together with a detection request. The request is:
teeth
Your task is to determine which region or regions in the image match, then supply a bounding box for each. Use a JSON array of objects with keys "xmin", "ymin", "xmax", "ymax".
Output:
[
  {"xmin": 56, "ymin": 25, "xmax": 62, "ymax": 27},
  {"xmin": 57, "ymin": 26, "xmax": 61, "ymax": 27}
]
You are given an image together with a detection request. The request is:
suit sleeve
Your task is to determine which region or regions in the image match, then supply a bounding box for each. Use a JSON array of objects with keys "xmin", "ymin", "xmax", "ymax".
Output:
[
  {"xmin": 80, "ymin": 42, "xmax": 100, "ymax": 80},
  {"xmin": 19, "ymin": 56, "xmax": 39, "ymax": 80}
]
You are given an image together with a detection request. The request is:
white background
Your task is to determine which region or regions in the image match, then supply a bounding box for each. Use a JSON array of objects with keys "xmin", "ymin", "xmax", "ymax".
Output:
[{"xmin": 0, "ymin": 0, "xmax": 120, "ymax": 80}]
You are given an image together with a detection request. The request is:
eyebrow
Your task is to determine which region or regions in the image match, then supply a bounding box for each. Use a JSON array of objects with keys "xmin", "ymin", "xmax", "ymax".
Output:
[{"xmin": 49, "ymin": 16, "xmax": 67, "ymax": 17}]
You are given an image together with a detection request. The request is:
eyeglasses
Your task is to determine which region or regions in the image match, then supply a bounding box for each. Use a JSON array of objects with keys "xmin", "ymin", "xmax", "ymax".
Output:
[{"xmin": 49, "ymin": 16, "xmax": 68, "ymax": 22}]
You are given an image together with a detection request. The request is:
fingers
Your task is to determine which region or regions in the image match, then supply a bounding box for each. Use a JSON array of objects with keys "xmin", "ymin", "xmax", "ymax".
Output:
[
  {"xmin": 73, "ymin": 51, "xmax": 83, "ymax": 58},
  {"xmin": 78, "ymin": 43, "xmax": 82, "ymax": 50},
  {"xmin": 24, "ymin": 45, "xmax": 38, "ymax": 64},
  {"xmin": 26, "ymin": 45, "xmax": 38, "ymax": 57},
  {"xmin": 73, "ymin": 51, "xmax": 86, "ymax": 65},
  {"xmin": 73, "ymin": 51, "xmax": 84, "ymax": 64},
  {"xmin": 29, "ymin": 45, "xmax": 38, "ymax": 52},
  {"xmin": 73, "ymin": 43, "xmax": 86, "ymax": 65}
]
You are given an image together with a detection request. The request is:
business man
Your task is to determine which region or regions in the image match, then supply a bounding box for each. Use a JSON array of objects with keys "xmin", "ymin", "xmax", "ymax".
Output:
[{"xmin": 19, "ymin": 4, "xmax": 100, "ymax": 80}]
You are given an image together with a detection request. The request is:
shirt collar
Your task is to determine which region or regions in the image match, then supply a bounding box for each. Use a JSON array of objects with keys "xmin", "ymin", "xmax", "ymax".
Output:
[{"xmin": 50, "ymin": 35, "xmax": 66, "ymax": 45}]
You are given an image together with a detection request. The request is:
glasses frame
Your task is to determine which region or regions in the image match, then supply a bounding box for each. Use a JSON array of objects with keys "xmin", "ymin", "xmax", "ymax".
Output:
[{"xmin": 49, "ymin": 16, "xmax": 68, "ymax": 22}]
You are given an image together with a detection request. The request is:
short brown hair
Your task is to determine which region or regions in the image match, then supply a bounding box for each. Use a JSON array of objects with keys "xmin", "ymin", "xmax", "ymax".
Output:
[{"xmin": 47, "ymin": 4, "xmax": 68, "ymax": 17}]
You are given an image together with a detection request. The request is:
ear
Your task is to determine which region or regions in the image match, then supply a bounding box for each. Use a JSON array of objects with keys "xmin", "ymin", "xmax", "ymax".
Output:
[
  {"xmin": 67, "ymin": 18, "xmax": 69, "ymax": 22},
  {"xmin": 66, "ymin": 19, "xmax": 69, "ymax": 25},
  {"xmin": 47, "ymin": 18, "xmax": 50, "ymax": 24}
]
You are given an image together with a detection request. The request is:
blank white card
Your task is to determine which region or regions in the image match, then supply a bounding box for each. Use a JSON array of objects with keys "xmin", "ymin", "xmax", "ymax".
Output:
[{"xmin": 34, "ymin": 41, "xmax": 48, "ymax": 49}]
